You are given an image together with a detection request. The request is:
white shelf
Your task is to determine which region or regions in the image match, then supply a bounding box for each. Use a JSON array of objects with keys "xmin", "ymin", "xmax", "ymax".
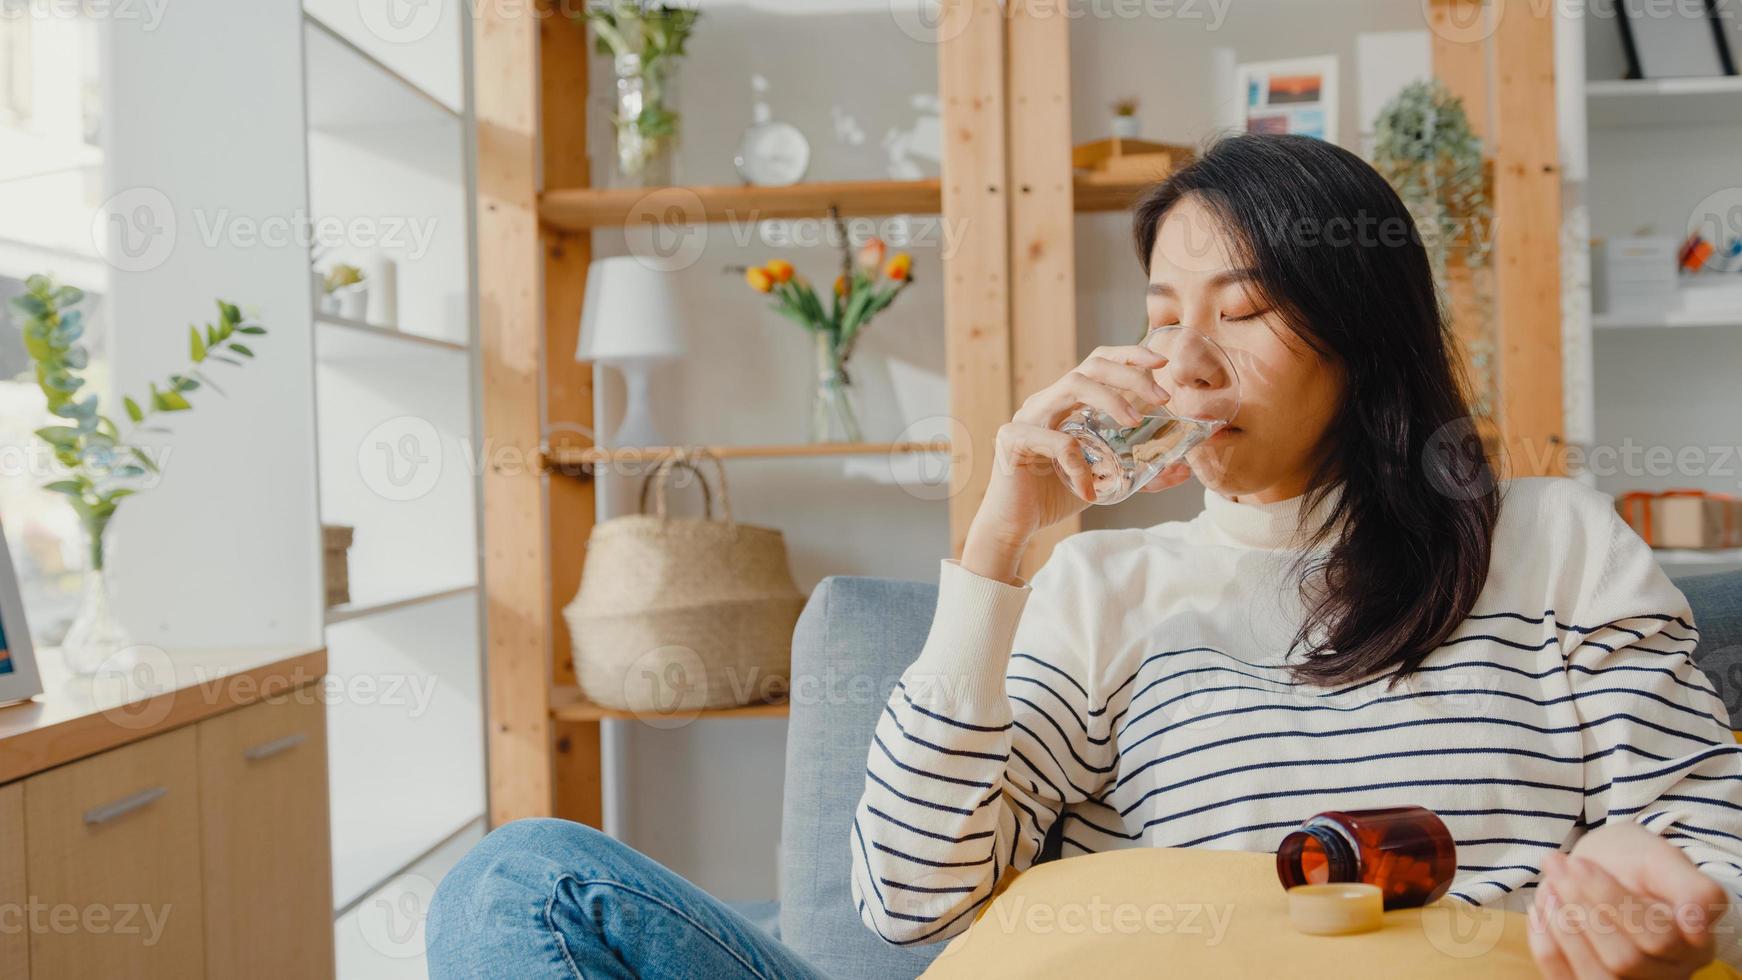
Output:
[
  {"xmin": 316, "ymin": 313, "xmax": 469, "ymax": 355},
  {"xmin": 326, "ymin": 583, "xmax": 476, "ymax": 624},
  {"xmin": 1593, "ymin": 309, "xmax": 1742, "ymax": 330},
  {"xmin": 1587, "ymin": 76, "xmax": 1742, "ymax": 128},
  {"xmin": 1655, "ymin": 548, "xmax": 1742, "ymax": 577},
  {"xmin": 303, "ymin": 13, "xmax": 457, "ymax": 132}
]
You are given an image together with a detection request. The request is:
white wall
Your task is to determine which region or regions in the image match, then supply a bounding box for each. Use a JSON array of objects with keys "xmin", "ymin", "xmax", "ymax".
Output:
[
  {"xmin": 587, "ymin": 0, "xmax": 1434, "ymax": 900},
  {"xmin": 103, "ymin": 0, "xmax": 322, "ymax": 649}
]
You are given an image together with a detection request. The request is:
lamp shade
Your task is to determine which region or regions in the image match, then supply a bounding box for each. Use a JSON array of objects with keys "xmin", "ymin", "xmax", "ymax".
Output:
[{"xmin": 576, "ymin": 256, "xmax": 686, "ymax": 363}]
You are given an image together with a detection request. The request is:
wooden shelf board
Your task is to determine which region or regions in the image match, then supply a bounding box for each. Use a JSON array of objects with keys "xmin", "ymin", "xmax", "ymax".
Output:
[
  {"xmin": 538, "ymin": 174, "xmax": 1160, "ymax": 230},
  {"xmin": 542, "ymin": 440, "xmax": 952, "ymax": 471},
  {"xmin": 551, "ymin": 688, "xmax": 789, "ymax": 723},
  {"xmin": 1073, "ymin": 170, "xmax": 1160, "ymax": 213}
]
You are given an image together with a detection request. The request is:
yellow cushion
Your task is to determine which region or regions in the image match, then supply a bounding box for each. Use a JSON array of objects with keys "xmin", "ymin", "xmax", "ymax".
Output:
[{"xmin": 919, "ymin": 847, "xmax": 1739, "ymax": 979}]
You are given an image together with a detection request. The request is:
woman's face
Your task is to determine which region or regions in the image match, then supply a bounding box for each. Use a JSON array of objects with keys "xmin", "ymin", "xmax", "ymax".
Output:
[{"xmin": 1144, "ymin": 195, "xmax": 1344, "ymax": 504}]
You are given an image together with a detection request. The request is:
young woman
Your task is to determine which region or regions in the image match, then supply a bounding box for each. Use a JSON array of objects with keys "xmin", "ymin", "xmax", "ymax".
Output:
[{"xmin": 427, "ymin": 134, "xmax": 1742, "ymax": 980}]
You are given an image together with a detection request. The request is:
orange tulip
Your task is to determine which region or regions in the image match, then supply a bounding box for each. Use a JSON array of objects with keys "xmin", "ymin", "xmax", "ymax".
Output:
[
  {"xmin": 766, "ymin": 259, "xmax": 795, "ymax": 284},
  {"xmin": 857, "ymin": 237, "xmax": 887, "ymax": 271},
  {"xmin": 834, "ymin": 275, "xmax": 849, "ymax": 297},
  {"xmin": 885, "ymin": 253, "xmax": 913, "ymax": 282},
  {"xmin": 746, "ymin": 267, "xmax": 774, "ymax": 293}
]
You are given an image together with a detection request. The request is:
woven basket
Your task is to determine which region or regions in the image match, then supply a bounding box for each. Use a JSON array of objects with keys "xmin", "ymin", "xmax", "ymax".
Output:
[{"xmin": 564, "ymin": 450, "xmax": 804, "ymax": 713}]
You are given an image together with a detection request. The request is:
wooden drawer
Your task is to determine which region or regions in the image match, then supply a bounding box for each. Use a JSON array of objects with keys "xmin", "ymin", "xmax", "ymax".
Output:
[
  {"xmin": 23, "ymin": 725, "xmax": 203, "ymax": 979},
  {"xmin": 198, "ymin": 692, "xmax": 334, "ymax": 980},
  {"xmin": 1, "ymin": 782, "xmax": 25, "ymax": 980}
]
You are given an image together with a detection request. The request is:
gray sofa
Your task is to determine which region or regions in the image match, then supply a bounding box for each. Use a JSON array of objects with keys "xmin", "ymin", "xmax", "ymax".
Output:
[{"xmin": 777, "ymin": 570, "xmax": 1742, "ymax": 980}]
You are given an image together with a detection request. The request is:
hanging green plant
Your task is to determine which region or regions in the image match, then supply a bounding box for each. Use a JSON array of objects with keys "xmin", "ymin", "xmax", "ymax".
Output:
[{"xmin": 1371, "ymin": 79, "xmax": 1496, "ymax": 416}]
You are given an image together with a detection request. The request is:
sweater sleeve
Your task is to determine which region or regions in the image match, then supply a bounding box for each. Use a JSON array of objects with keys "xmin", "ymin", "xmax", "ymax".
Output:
[
  {"xmin": 850, "ymin": 549, "xmax": 1113, "ymax": 946},
  {"xmin": 1569, "ymin": 507, "xmax": 1742, "ymax": 965}
]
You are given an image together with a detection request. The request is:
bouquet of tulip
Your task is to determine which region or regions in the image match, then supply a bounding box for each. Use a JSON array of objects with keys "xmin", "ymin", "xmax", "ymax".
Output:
[{"xmin": 733, "ymin": 225, "xmax": 914, "ymax": 442}]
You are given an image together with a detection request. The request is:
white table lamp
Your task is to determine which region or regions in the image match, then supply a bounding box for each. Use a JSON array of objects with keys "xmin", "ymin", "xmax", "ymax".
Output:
[{"xmin": 576, "ymin": 257, "xmax": 686, "ymax": 448}]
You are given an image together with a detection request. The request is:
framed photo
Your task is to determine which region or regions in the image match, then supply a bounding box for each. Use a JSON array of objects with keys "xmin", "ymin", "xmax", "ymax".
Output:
[
  {"xmin": 1617, "ymin": 0, "xmax": 1734, "ymax": 79},
  {"xmin": 1235, "ymin": 56, "xmax": 1340, "ymax": 144},
  {"xmin": 0, "ymin": 522, "xmax": 42, "ymax": 706}
]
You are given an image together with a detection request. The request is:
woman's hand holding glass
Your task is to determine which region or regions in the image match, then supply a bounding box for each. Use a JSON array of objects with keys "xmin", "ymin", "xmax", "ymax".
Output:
[{"xmin": 961, "ymin": 342, "xmax": 1193, "ymax": 584}]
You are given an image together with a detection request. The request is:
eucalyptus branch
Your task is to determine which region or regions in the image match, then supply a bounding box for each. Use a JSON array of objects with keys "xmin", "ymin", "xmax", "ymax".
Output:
[{"xmin": 10, "ymin": 274, "xmax": 269, "ymax": 562}]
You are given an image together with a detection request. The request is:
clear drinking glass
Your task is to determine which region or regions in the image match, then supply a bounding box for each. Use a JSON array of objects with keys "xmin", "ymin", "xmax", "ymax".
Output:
[{"xmin": 1055, "ymin": 325, "xmax": 1241, "ymax": 505}]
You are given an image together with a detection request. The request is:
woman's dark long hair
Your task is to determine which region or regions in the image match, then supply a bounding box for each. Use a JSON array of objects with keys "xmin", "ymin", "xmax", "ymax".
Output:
[{"xmin": 1133, "ymin": 133, "xmax": 1499, "ymax": 687}]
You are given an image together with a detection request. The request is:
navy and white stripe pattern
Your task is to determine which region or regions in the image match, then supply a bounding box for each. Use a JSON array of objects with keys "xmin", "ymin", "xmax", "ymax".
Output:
[{"xmin": 849, "ymin": 478, "xmax": 1742, "ymax": 960}]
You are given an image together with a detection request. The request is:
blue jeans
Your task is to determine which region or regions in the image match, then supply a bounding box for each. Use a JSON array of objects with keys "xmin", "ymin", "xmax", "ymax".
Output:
[{"xmin": 427, "ymin": 818, "xmax": 831, "ymax": 980}]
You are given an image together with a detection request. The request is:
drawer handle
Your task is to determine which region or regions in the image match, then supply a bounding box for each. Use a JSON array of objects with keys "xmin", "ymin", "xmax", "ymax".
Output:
[
  {"xmin": 84, "ymin": 786, "xmax": 167, "ymax": 826},
  {"xmin": 244, "ymin": 733, "xmax": 308, "ymax": 762}
]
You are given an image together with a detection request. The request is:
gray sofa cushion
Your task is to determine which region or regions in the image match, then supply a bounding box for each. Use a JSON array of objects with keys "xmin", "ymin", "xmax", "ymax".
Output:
[
  {"xmin": 777, "ymin": 570, "xmax": 1742, "ymax": 979},
  {"xmin": 779, "ymin": 577, "xmax": 942, "ymax": 980},
  {"xmin": 1681, "ymin": 572, "xmax": 1742, "ymax": 718}
]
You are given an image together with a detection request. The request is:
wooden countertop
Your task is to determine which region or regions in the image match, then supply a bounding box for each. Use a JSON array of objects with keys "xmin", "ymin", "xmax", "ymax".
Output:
[{"xmin": 0, "ymin": 645, "xmax": 326, "ymax": 784}]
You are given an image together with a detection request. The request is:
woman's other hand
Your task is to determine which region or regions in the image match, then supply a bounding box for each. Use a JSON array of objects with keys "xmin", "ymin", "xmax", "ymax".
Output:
[{"xmin": 1528, "ymin": 822, "xmax": 1730, "ymax": 979}]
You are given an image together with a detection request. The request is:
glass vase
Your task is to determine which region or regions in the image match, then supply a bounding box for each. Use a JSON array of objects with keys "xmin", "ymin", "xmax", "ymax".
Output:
[
  {"xmin": 610, "ymin": 53, "xmax": 678, "ymax": 187},
  {"xmin": 810, "ymin": 330, "xmax": 863, "ymax": 444},
  {"xmin": 62, "ymin": 515, "xmax": 134, "ymax": 675}
]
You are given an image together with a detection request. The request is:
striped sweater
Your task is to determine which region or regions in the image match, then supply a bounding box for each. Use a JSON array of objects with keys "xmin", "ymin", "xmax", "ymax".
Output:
[{"xmin": 850, "ymin": 477, "xmax": 1742, "ymax": 963}]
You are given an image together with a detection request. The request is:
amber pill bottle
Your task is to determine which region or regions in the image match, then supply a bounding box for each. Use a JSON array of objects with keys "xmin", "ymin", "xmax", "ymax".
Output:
[{"xmin": 1276, "ymin": 806, "xmax": 1457, "ymax": 910}]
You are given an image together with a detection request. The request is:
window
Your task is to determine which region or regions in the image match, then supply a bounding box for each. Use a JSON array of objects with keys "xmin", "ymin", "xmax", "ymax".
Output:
[{"xmin": 0, "ymin": 7, "xmax": 106, "ymax": 645}]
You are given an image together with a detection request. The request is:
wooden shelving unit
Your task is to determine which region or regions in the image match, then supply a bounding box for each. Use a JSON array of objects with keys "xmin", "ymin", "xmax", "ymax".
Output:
[
  {"xmin": 540, "ymin": 440, "xmax": 951, "ymax": 473},
  {"xmin": 475, "ymin": 0, "xmax": 1566, "ymax": 830},
  {"xmin": 539, "ymin": 173, "xmax": 1157, "ymax": 230}
]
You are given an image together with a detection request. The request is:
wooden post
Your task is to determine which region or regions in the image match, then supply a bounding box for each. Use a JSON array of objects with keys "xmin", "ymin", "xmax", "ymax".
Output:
[
  {"xmin": 939, "ymin": 0, "xmax": 1015, "ymax": 559},
  {"xmin": 474, "ymin": 0, "xmax": 553, "ymax": 825},
  {"xmin": 539, "ymin": 8, "xmax": 604, "ymax": 828},
  {"xmin": 1490, "ymin": 2, "xmax": 1565, "ymax": 477},
  {"xmin": 1431, "ymin": 0, "xmax": 1499, "ymax": 431},
  {"xmin": 1005, "ymin": 1, "xmax": 1079, "ymax": 579}
]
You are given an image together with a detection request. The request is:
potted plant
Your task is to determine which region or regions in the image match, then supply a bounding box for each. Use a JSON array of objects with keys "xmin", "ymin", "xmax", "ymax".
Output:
[
  {"xmin": 581, "ymin": 1, "xmax": 701, "ymax": 187},
  {"xmin": 732, "ymin": 214, "xmax": 914, "ymax": 443},
  {"xmin": 11, "ymin": 275, "xmax": 268, "ymax": 673},
  {"xmin": 1111, "ymin": 97, "xmax": 1141, "ymax": 139},
  {"xmin": 1370, "ymin": 79, "xmax": 1495, "ymax": 415},
  {"xmin": 321, "ymin": 263, "xmax": 368, "ymax": 321}
]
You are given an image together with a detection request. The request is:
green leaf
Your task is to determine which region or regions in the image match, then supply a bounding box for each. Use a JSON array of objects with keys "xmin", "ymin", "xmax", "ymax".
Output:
[
  {"xmin": 9, "ymin": 294, "xmax": 46, "ymax": 317},
  {"xmin": 218, "ymin": 300, "xmax": 241, "ymax": 326},
  {"xmin": 43, "ymin": 480, "xmax": 86, "ymax": 496},
  {"xmin": 229, "ymin": 343, "xmax": 254, "ymax": 358},
  {"xmin": 131, "ymin": 448, "xmax": 160, "ymax": 474},
  {"xmin": 123, "ymin": 396, "xmax": 144, "ymax": 423},
  {"xmin": 189, "ymin": 325, "xmax": 207, "ymax": 363},
  {"xmin": 34, "ymin": 425, "xmax": 80, "ymax": 446},
  {"xmin": 236, "ymin": 326, "xmax": 266, "ymax": 335},
  {"xmin": 150, "ymin": 384, "xmax": 192, "ymax": 412},
  {"xmin": 53, "ymin": 285, "xmax": 84, "ymax": 307},
  {"xmin": 112, "ymin": 465, "xmax": 146, "ymax": 479}
]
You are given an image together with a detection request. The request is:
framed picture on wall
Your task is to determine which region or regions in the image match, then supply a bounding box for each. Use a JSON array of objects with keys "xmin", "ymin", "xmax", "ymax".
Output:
[
  {"xmin": 0, "ymin": 522, "xmax": 42, "ymax": 707},
  {"xmin": 1235, "ymin": 56, "xmax": 1340, "ymax": 144},
  {"xmin": 1617, "ymin": 0, "xmax": 1734, "ymax": 79}
]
